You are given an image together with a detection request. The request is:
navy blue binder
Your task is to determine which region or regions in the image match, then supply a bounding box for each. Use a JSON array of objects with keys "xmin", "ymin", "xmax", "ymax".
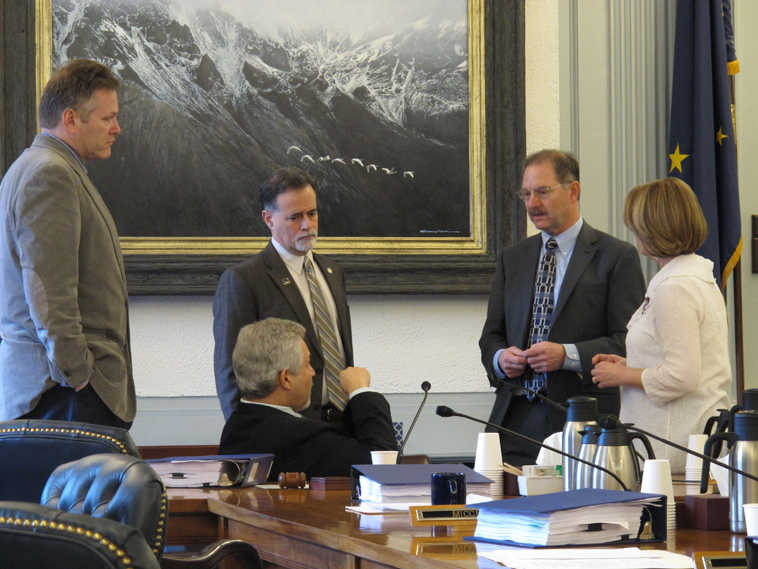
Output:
[
  {"xmin": 350, "ymin": 463, "xmax": 493, "ymax": 501},
  {"xmin": 466, "ymin": 488, "xmax": 667, "ymax": 547}
]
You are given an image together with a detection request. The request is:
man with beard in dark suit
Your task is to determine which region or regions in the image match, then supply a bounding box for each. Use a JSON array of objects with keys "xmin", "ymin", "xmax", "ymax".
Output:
[
  {"xmin": 479, "ymin": 149, "xmax": 645, "ymax": 466},
  {"xmin": 214, "ymin": 167, "xmax": 353, "ymax": 423},
  {"xmin": 219, "ymin": 318, "xmax": 396, "ymax": 478}
]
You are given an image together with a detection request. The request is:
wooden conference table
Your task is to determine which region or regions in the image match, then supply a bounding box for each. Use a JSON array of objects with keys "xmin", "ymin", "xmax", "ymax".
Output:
[{"xmin": 167, "ymin": 486, "xmax": 743, "ymax": 569}]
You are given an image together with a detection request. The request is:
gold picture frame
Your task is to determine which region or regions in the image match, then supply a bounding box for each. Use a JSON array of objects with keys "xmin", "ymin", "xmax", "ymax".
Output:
[{"xmin": 33, "ymin": 0, "xmax": 524, "ymax": 293}]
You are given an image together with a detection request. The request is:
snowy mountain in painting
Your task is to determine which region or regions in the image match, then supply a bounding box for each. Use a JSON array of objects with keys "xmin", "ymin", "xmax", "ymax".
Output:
[{"xmin": 53, "ymin": 0, "xmax": 469, "ymax": 237}]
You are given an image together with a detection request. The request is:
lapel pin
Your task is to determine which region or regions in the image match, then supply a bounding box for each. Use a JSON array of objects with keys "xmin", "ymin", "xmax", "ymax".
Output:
[
  {"xmin": 281, "ymin": 277, "xmax": 292, "ymax": 286},
  {"xmin": 326, "ymin": 267, "xmax": 333, "ymax": 275}
]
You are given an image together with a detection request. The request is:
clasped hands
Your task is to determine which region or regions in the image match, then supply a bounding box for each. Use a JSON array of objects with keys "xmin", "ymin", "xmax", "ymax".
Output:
[
  {"xmin": 498, "ymin": 341, "xmax": 566, "ymax": 378},
  {"xmin": 590, "ymin": 354, "xmax": 641, "ymax": 388},
  {"xmin": 498, "ymin": 345, "xmax": 638, "ymax": 389}
]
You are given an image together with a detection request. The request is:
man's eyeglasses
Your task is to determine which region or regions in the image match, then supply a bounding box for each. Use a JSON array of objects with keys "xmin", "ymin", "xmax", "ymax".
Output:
[{"xmin": 515, "ymin": 183, "xmax": 567, "ymax": 202}]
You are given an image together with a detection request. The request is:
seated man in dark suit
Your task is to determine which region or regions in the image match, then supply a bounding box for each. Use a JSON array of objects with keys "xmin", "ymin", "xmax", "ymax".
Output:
[{"xmin": 219, "ymin": 318, "xmax": 396, "ymax": 478}]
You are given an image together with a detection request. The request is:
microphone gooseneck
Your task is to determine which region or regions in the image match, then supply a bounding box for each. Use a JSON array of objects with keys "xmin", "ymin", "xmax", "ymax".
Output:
[
  {"xmin": 397, "ymin": 381, "xmax": 432, "ymax": 459},
  {"xmin": 435, "ymin": 405, "xmax": 629, "ymax": 491},
  {"xmin": 624, "ymin": 424, "xmax": 758, "ymax": 484},
  {"xmin": 497, "ymin": 379, "xmax": 568, "ymax": 413}
]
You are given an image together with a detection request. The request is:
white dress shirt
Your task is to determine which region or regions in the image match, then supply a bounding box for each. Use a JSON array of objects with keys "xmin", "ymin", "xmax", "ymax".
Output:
[{"xmin": 620, "ymin": 254, "xmax": 730, "ymax": 473}]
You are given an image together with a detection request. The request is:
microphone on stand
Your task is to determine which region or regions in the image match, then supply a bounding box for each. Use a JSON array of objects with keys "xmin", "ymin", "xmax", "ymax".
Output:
[
  {"xmin": 622, "ymin": 423, "xmax": 758, "ymax": 490},
  {"xmin": 397, "ymin": 381, "xmax": 431, "ymax": 460},
  {"xmin": 435, "ymin": 405, "xmax": 629, "ymax": 491}
]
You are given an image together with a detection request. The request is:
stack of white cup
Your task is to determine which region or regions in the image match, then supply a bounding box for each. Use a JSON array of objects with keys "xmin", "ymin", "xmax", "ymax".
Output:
[
  {"xmin": 685, "ymin": 434, "xmax": 709, "ymax": 495},
  {"xmin": 743, "ymin": 503, "xmax": 758, "ymax": 537},
  {"xmin": 641, "ymin": 458, "xmax": 676, "ymax": 533},
  {"xmin": 474, "ymin": 432, "xmax": 504, "ymax": 498}
]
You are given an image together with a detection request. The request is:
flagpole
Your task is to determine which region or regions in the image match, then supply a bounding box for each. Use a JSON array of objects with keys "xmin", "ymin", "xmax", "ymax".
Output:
[{"xmin": 729, "ymin": 72, "xmax": 745, "ymax": 402}]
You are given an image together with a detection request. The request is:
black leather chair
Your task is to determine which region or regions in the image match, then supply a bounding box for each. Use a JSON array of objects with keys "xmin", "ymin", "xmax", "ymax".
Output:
[
  {"xmin": 0, "ymin": 419, "xmax": 140, "ymax": 502},
  {"xmin": 0, "ymin": 453, "xmax": 262, "ymax": 569}
]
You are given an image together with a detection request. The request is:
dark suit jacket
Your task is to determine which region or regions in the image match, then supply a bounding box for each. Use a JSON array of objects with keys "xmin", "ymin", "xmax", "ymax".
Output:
[
  {"xmin": 219, "ymin": 391, "xmax": 396, "ymax": 478},
  {"xmin": 479, "ymin": 222, "xmax": 645, "ymax": 433},
  {"xmin": 213, "ymin": 242, "xmax": 353, "ymax": 421}
]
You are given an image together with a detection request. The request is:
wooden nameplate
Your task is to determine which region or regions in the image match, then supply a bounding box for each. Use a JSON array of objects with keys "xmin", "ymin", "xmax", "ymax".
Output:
[{"xmin": 409, "ymin": 504, "xmax": 479, "ymax": 527}]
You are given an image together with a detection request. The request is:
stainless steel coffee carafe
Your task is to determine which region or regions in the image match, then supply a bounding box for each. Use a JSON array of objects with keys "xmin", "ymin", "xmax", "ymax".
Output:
[
  {"xmin": 575, "ymin": 424, "xmax": 602, "ymax": 489},
  {"xmin": 704, "ymin": 389, "xmax": 758, "ymax": 459},
  {"xmin": 561, "ymin": 396, "xmax": 598, "ymax": 490},
  {"xmin": 591, "ymin": 425, "xmax": 655, "ymax": 491},
  {"xmin": 701, "ymin": 410, "xmax": 758, "ymax": 533}
]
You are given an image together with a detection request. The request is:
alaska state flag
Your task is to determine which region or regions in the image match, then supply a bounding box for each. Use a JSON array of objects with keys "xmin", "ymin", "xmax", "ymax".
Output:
[{"xmin": 668, "ymin": 0, "xmax": 741, "ymax": 290}]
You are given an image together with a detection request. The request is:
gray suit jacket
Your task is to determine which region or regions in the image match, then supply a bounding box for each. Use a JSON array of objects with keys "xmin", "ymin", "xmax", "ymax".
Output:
[
  {"xmin": 479, "ymin": 222, "xmax": 646, "ymax": 431},
  {"xmin": 0, "ymin": 134, "xmax": 135, "ymax": 422},
  {"xmin": 213, "ymin": 242, "xmax": 353, "ymax": 421}
]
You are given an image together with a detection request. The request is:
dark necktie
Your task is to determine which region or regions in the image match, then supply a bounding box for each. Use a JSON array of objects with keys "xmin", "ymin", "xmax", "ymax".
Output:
[
  {"xmin": 304, "ymin": 258, "xmax": 348, "ymax": 410},
  {"xmin": 523, "ymin": 238, "xmax": 558, "ymax": 400}
]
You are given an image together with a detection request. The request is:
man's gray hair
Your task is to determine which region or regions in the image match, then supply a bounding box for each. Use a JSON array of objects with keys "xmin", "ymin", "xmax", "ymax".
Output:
[{"xmin": 232, "ymin": 318, "xmax": 306, "ymax": 399}]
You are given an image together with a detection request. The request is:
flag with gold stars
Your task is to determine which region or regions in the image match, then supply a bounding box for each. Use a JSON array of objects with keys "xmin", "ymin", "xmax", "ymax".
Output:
[{"xmin": 668, "ymin": 0, "xmax": 740, "ymax": 290}]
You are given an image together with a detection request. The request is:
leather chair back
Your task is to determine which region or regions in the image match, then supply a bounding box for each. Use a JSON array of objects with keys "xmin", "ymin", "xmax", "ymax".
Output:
[
  {"xmin": 0, "ymin": 419, "xmax": 139, "ymax": 503},
  {"xmin": 0, "ymin": 501, "xmax": 161, "ymax": 569},
  {"xmin": 42, "ymin": 453, "xmax": 167, "ymax": 557}
]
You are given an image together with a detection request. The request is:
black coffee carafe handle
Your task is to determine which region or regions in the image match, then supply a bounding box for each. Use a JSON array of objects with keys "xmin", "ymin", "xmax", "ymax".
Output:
[
  {"xmin": 703, "ymin": 412, "xmax": 726, "ymax": 436},
  {"xmin": 700, "ymin": 431, "xmax": 735, "ymax": 494},
  {"xmin": 629, "ymin": 431, "xmax": 656, "ymax": 460}
]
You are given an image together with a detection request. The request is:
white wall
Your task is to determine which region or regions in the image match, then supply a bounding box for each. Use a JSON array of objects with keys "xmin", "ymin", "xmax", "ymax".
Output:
[
  {"xmin": 734, "ymin": 0, "xmax": 758, "ymax": 390},
  {"xmin": 129, "ymin": 295, "xmax": 491, "ymax": 397}
]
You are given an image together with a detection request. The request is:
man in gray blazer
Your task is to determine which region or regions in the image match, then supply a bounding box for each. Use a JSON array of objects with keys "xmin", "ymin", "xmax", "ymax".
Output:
[
  {"xmin": 0, "ymin": 59, "xmax": 135, "ymax": 428},
  {"xmin": 214, "ymin": 167, "xmax": 353, "ymax": 423},
  {"xmin": 479, "ymin": 149, "xmax": 645, "ymax": 466}
]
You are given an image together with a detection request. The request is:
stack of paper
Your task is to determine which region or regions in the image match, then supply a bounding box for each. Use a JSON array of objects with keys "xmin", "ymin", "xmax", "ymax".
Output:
[
  {"xmin": 481, "ymin": 547, "xmax": 694, "ymax": 569},
  {"xmin": 351, "ymin": 464, "xmax": 492, "ymax": 505},
  {"xmin": 471, "ymin": 488, "xmax": 664, "ymax": 547},
  {"xmin": 148, "ymin": 454, "xmax": 273, "ymax": 488}
]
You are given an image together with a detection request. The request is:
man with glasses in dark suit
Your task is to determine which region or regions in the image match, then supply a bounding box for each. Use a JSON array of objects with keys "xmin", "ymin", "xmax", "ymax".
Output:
[{"xmin": 479, "ymin": 149, "xmax": 645, "ymax": 466}]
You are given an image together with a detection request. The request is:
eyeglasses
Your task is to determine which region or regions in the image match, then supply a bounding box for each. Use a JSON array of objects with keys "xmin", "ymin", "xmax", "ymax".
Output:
[{"xmin": 515, "ymin": 183, "xmax": 567, "ymax": 202}]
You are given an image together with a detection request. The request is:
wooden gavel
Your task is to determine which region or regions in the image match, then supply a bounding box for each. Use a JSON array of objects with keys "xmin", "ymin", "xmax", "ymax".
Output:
[{"xmin": 278, "ymin": 471, "xmax": 307, "ymax": 488}]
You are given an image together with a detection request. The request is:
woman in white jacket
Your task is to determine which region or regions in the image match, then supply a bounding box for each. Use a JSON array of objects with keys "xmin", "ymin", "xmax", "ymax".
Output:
[{"xmin": 591, "ymin": 177, "xmax": 730, "ymax": 473}]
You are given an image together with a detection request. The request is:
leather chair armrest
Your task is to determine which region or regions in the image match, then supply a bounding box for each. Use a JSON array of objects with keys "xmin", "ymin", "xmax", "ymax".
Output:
[{"xmin": 161, "ymin": 539, "xmax": 263, "ymax": 569}]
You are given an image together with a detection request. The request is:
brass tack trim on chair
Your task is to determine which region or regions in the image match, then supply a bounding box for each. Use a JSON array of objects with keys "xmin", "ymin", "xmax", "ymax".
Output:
[
  {"xmin": 0, "ymin": 426, "xmax": 129, "ymax": 453},
  {"xmin": 0, "ymin": 515, "xmax": 134, "ymax": 567},
  {"xmin": 152, "ymin": 491, "xmax": 168, "ymax": 554}
]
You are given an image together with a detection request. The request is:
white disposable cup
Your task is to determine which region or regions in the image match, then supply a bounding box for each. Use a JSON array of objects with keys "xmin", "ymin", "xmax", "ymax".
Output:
[
  {"xmin": 640, "ymin": 459, "xmax": 674, "ymax": 497},
  {"xmin": 744, "ymin": 503, "xmax": 758, "ymax": 536},
  {"xmin": 685, "ymin": 434, "xmax": 708, "ymax": 471},
  {"xmin": 474, "ymin": 432, "xmax": 503, "ymax": 471},
  {"xmin": 371, "ymin": 450, "xmax": 398, "ymax": 465}
]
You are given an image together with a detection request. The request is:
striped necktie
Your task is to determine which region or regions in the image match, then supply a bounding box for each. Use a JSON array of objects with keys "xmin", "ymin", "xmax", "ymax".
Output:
[
  {"xmin": 523, "ymin": 237, "xmax": 558, "ymax": 400},
  {"xmin": 304, "ymin": 258, "xmax": 348, "ymax": 410}
]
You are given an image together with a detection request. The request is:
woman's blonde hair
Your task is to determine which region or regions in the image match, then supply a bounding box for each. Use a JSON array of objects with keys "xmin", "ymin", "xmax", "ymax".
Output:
[{"xmin": 623, "ymin": 177, "xmax": 707, "ymax": 258}]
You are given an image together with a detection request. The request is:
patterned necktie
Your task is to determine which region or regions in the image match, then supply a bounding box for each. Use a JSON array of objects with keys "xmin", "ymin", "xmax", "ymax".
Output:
[
  {"xmin": 304, "ymin": 258, "xmax": 348, "ymax": 411},
  {"xmin": 524, "ymin": 238, "xmax": 558, "ymax": 400}
]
